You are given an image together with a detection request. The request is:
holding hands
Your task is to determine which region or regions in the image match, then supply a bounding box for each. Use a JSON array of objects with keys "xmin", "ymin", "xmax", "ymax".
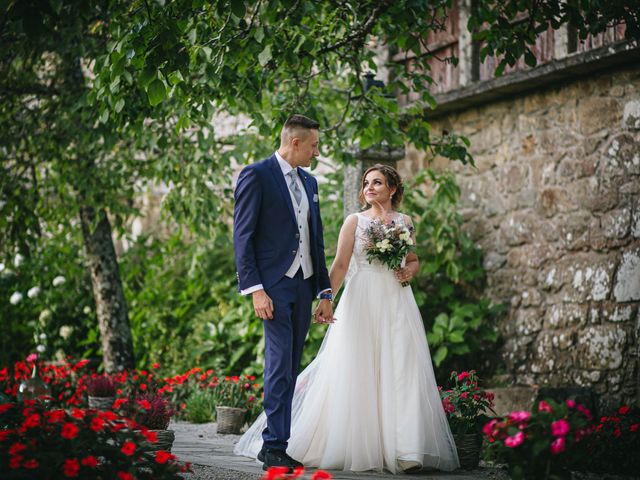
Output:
[{"xmin": 314, "ymin": 299, "xmax": 335, "ymax": 324}]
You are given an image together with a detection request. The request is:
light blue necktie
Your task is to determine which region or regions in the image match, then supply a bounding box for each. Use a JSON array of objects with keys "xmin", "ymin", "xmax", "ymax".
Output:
[{"xmin": 288, "ymin": 170, "xmax": 302, "ymax": 205}]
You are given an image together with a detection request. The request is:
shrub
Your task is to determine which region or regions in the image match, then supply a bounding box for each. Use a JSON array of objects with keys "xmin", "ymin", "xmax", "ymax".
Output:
[
  {"xmin": 184, "ymin": 389, "xmax": 217, "ymax": 424},
  {"xmin": 0, "ymin": 400, "xmax": 190, "ymax": 478}
]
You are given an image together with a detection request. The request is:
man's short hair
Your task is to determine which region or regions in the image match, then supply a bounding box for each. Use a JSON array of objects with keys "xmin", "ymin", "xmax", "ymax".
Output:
[{"xmin": 281, "ymin": 114, "xmax": 320, "ymax": 144}]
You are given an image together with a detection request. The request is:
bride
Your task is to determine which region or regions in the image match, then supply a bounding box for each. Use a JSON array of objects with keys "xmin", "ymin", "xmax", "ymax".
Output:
[{"xmin": 234, "ymin": 164, "xmax": 460, "ymax": 473}]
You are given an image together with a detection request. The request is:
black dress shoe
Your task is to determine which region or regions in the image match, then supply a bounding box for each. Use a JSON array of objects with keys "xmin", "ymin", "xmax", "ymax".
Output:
[
  {"xmin": 257, "ymin": 447, "xmax": 265, "ymax": 462},
  {"xmin": 261, "ymin": 449, "xmax": 304, "ymax": 472}
]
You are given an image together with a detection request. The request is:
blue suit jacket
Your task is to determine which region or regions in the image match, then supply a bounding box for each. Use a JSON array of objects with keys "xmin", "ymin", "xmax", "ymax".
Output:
[{"xmin": 233, "ymin": 154, "xmax": 331, "ymax": 295}]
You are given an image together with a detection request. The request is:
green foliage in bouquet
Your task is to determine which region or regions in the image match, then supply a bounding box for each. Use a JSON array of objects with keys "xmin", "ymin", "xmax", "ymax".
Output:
[{"xmin": 403, "ymin": 169, "xmax": 504, "ymax": 380}]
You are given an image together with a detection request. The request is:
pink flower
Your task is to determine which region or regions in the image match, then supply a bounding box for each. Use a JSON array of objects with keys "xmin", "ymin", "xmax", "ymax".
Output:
[
  {"xmin": 504, "ymin": 431, "xmax": 525, "ymax": 448},
  {"xmin": 508, "ymin": 410, "xmax": 531, "ymax": 424},
  {"xmin": 550, "ymin": 437, "xmax": 565, "ymax": 455},
  {"xmin": 566, "ymin": 399, "xmax": 576, "ymax": 408},
  {"xmin": 26, "ymin": 354, "xmax": 38, "ymax": 363},
  {"xmin": 482, "ymin": 419, "xmax": 498, "ymax": 437},
  {"xmin": 551, "ymin": 419, "xmax": 570, "ymax": 437},
  {"xmin": 457, "ymin": 372, "xmax": 470, "ymax": 382},
  {"xmin": 577, "ymin": 404, "xmax": 592, "ymax": 421},
  {"xmin": 538, "ymin": 400, "xmax": 553, "ymax": 413}
]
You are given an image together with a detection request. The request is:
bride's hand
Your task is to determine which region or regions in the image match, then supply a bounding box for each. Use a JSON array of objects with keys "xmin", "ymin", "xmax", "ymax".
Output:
[{"xmin": 394, "ymin": 267, "xmax": 413, "ymax": 284}]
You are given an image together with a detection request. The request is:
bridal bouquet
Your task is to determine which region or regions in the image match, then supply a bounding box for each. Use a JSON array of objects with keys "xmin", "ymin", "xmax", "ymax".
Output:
[{"xmin": 363, "ymin": 217, "xmax": 415, "ymax": 285}]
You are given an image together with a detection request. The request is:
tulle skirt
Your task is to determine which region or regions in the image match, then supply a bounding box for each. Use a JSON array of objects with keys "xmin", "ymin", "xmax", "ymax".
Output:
[{"xmin": 234, "ymin": 265, "xmax": 459, "ymax": 473}]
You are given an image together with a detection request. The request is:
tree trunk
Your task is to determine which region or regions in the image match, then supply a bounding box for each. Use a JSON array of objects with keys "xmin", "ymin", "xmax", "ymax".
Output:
[{"xmin": 79, "ymin": 203, "xmax": 135, "ymax": 372}]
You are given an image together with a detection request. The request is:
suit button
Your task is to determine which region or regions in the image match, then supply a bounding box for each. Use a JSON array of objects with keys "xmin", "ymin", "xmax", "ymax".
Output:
[
  {"xmin": 295, "ymin": 233, "xmax": 300, "ymax": 238},
  {"xmin": 292, "ymin": 250, "xmax": 296, "ymax": 255}
]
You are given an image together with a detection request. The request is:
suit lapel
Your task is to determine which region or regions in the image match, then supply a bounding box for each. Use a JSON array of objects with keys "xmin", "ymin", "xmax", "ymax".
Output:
[
  {"xmin": 268, "ymin": 155, "xmax": 296, "ymax": 221},
  {"xmin": 298, "ymin": 169, "xmax": 318, "ymax": 232}
]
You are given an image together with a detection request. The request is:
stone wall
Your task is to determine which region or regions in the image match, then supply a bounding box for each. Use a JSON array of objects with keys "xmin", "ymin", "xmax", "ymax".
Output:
[{"xmin": 399, "ymin": 64, "xmax": 640, "ymax": 409}]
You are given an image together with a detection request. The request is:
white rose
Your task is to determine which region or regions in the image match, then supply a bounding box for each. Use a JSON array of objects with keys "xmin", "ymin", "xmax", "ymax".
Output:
[
  {"xmin": 39, "ymin": 309, "xmax": 52, "ymax": 323},
  {"xmin": 52, "ymin": 276, "xmax": 66, "ymax": 287},
  {"xmin": 14, "ymin": 253, "xmax": 25, "ymax": 267},
  {"xmin": 59, "ymin": 325, "xmax": 74, "ymax": 339},
  {"xmin": 39, "ymin": 332, "xmax": 47, "ymax": 341},
  {"xmin": 36, "ymin": 344, "xmax": 46, "ymax": 353},
  {"xmin": 406, "ymin": 238, "xmax": 414, "ymax": 246},
  {"xmin": 10, "ymin": 291, "xmax": 23, "ymax": 305},
  {"xmin": 27, "ymin": 286, "xmax": 41, "ymax": 298}
]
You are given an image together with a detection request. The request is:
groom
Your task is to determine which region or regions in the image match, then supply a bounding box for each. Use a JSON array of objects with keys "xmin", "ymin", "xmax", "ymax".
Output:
[{"xmin": 233, "ymin": 114, "xmax": 334, "ymax": 471}]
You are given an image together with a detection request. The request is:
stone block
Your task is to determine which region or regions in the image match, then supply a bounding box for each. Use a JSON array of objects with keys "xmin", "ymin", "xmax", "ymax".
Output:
[
  {"xmin": 558, "ymin": 253, "xmax": 617, "ymax": 302},
  {"xmin": 623, "ymin": 99, "xmax": 640, "ymax": 130},
  {"xmin": 539, "ymin": 265, "xmax": 564, "ymax": 292},
  {"xmin": 536, "ymin": 186, "xmax": 575, "ymax": 217},
  {"xmin": 633, "ymin": 208, "xmax": 640, "ymax": 238},
  {"xmin": 557, "ymin": 211, "xmax": 592, "ymax": 251},
  {"xmin": 590, "ymin": 301, "xmax": 638, "ymax": 324},
  {"xmin": 600, "ymin": 208, "xmax": 631, "ymax": 239},
  {"xmin": 528, "ymin": 156, "xmax": 556, "ymax": 189},
  {"xmin": 520, "ymin": 288, "xmax": 542, "ymax": 307},
  {"xmin": 576, "ymin": 326, "xmax": 627, "ymax": 370},
  {"xmin": 513, "ymin": 307, "xmax": 543, "ymax": 336},
  {"xmin": 544, "ymin": 302, "xmax": 588, "ymax": 329},
  {"xmin": 499, "ymin": 212, "xmax": 536, "ymax": 246},
  {"xmin": 483, "ymin": 251, "xmax": 506, "ymax": 272},
  {"xmin": 613, "ymin": 249, "xmax": 640, "ymax": 302},
  {"xmin": 489, "ymin": 386, "xmax": 538, "ymax": 417},
  {"xmin": 506, "ymin": 244, "xmax": 557, "ymax": 269},
  {"xmin": 530, "ymin": 332, "xmax": 558, "ymax": 373},
  {"xmin": 604, "ymin": 133, "xmax": 640, "ymax": 176},
  {"xmin": 578, "ymin": 97, "xmax": 621, "ymax": 135},
  {"xmin": 572, "ymin": 177, "xmax": 619, "ymax": 214}
]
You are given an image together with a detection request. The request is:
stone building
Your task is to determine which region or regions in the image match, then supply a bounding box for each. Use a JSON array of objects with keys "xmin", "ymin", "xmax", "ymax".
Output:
[{"xmin": 350, "ymin": 2, "xmax": 640, "ymax": 410}]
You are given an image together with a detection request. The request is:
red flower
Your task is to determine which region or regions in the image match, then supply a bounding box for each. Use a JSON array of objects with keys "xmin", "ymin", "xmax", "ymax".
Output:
[
  {"xmin": 75, "ymin": 359, "xmax": 89, "ymax": 368},
  {"xmin": 61, "ymin": 422, "xmax": 79, "ymax": 440},
  {"xmin": 0, "ymin": 403, "xmax": 13, "ymax": 414},
  {"xmin": 538, "ymin": 400, "xmax": 553, "ymax": 413},
  {"xmin": 155, "ymin": 450, "xmax": 175, "ymax": 464},
  {"xmin": 71, "ymin": 409, "xmax": 85, "ymax": 420},
  {"xmin": 63, "ymin": 458, "xmax": 80, "ymax": 477},
  {"xmin": 81, "ymin": 455, "xmax": 99, "ymax": 468},
  {"xmin": 144, "ymin": 430, "xmax": 158, "ymax": 443},
  {"xmin": 24, "ymin": 459, "xmax": 39, "ymax": 469},
  {"xmin": 121, "ymin": 441, "xmax": 136, "ymax": 456},
  {"xmin": 264, "ymin": 466, "xmax": 290, "ymax": 480},
  {"xmin": 90, "ymin": 417, "xmax": 104, "ymax": 432},
  {"xmin": 457, "ymin": 371, "xmax": 470, "ymax": 381},
  {"xmin": 138, "ymin": 399, "xmax": 152, "ymax": 410},
  {"xmin": 152, "ymin": 363, "xmax": 160, "ymax": 369},
  {"xmin": 139, "ymin": 383, "xmax": 147, "ymax": 391},
  {"xmin": 311, "ymin": 470, "xmax": 333, "ymax": 479},
  {"xmin": 550, "ymin": 437, "xmax": 565, "ymax": 455},
  {"xmin": 117, "ymin": 472, "xmax": 134, "ymax": 480},
  {"xmin": 630, "ymin": 423, "xmax": 639, "ymax": 432},
  {"xmin": 9, "ymin": 455, "xmax": 23, "ymax": 469},
  {"xmin": 0, "ymin": 429, "xmax": 12, "ymax": 442},
  {"xmin": 113, "ymin": 398, "xmax": 127, "ymax": 409},
  {"xmin": 290, "ymin": 466, "xmax": 305, "ymax": 478},
  {"xmin": 551, "ymin": 419, "xmax": 570, "ymax": 437},
  {"xmin": 618, "ymin": 405, "xmax": 630, "ymax": 415},
  {"xmin": 47, "ymin": 409, "xmax": 66, "ymax": 423},
  {"xmin": 23, "ymin": 413, "xmax": 40, "ymax": 428},
  {"xmin": 9, "ymin": 442, "xmax": 27, "ymax": 455}
]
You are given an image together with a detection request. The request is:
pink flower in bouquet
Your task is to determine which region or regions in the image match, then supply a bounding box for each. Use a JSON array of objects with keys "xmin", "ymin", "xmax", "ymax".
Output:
[
  {"xmin": 508, "ymin": 410, "xmax": 531, "ymax": 424},
  {"xmin": 551, "ymin": 419, "xmax": 570, "ymax": 437},
  {"xmin": 550, "ymin": 436, "xmax": 566, "ymax": 455},
  {"xmin": 538, "ymin": 400, "xmax": 553, "ymax": 413},
  {"xmin": 504, "ymin": 431, "xmax": 525, "ymax": 448}
]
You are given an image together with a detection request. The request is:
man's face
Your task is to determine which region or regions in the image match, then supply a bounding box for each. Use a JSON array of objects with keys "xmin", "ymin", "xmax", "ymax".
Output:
[{"xmin": 295, "ymin": 129, "xmax": 319, "ymax": 168}]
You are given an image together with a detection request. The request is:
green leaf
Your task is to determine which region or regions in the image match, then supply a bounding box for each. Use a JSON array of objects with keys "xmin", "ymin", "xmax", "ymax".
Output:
[
  {"xmin": 448, "ymin": 331, "xmax": 465, "ymax": 343},
  {"xmin": 114, "ymin": 98, "xmax": 125, "ymax": 113},
  {"xmin": 139, "ymin": 65, "xmax": 157, "ymax": 88},
  {"xmin": 258, "ymin": 45, "xmax": 272, "ymax": 67},
  {"xmin": 231, "ymin": 0, "xmax": 246, "ymax": 19},
  {"xmin": 433, "ymin": 346, "xmax": 448, "ymax": 367},
  {"xmin": 147, "ymin": 79, "xmax": 166, "ymax": 106}
]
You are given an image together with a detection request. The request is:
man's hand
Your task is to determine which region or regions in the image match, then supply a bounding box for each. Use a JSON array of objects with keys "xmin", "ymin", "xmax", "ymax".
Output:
[
  {"xmin": 313, "ymin": 299, "xmax": 335, "ymax": 324},
  {"xmin": 252, "ymin": 289, "xmax": 274, "ymax": 320}
]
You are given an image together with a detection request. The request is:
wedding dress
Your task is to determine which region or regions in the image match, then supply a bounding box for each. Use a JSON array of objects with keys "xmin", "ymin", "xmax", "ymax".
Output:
[{"xmin": 234, "ymin": 212, "xmax": 460, "ymax": 473}]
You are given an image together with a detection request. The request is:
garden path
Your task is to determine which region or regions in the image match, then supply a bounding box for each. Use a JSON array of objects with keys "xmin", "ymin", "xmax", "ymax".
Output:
[{"xmin": 172, "ymin": 421, "xmax": 509, "ymax": 480}]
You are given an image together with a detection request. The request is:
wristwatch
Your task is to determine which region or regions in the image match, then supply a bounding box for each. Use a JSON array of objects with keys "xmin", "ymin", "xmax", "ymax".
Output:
[{"xmin": 319, "ymin": 291, "xmax": 333, "ymax": 301}]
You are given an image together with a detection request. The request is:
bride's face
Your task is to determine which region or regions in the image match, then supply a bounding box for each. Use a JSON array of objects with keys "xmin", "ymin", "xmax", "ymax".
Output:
[{"xmin": 363, "ymin": 170, "xmax": 396, "ymax": 206}]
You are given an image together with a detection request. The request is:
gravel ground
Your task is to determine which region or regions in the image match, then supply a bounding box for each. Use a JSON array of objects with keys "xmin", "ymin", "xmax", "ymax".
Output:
[{"xmin": 179, "ymin": 463, "xmax": 262, "ymax": 480}]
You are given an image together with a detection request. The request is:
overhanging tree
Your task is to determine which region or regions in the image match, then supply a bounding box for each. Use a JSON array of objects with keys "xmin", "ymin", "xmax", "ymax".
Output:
[{"xmin": 1, "ymin": 0, "xmax": 638, "ymax": 371}]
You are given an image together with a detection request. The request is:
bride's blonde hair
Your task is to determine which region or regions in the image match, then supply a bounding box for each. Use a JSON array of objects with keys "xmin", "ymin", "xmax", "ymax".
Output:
[{"xmin": 359, "ymin": 164, "xmax": 404, "ymax": 209}]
